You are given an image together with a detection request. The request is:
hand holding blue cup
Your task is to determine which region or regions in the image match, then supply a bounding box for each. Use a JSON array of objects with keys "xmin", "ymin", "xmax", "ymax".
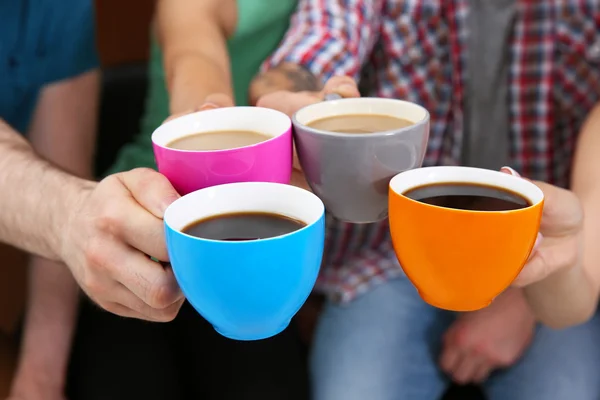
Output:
[{"xmin": 164, "ymin": 182, "xmax": 325, "ymax": 340}]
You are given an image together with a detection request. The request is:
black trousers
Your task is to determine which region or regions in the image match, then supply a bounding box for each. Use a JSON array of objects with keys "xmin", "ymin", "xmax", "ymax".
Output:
[{"xmin": 67, "ymin": 300, "xmax": 309, "ymax": 400}]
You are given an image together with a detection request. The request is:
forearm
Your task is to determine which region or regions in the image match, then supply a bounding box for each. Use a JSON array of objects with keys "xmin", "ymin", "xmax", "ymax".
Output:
[
  {"xmin": 10, "ymin": 70, "xmax": 98, "ymax": 394},
  {"xmin": 524, "ymin": 261, "xmax": 594, "ymax": 329},
  {"xmin": 0, "ymin": 120, "xmax": 88, "ymax": 259},
  {"xmin": 12, "ymin": 258, "xmax": 79, "ymax": 393},
  {"xmin": 156, "ymin": 0, "xmax": 235, "ymax": 114},
  {"xmin": 166, "ymin": 54, "xmax": 234, "ymax": 114},
  {"xmin": 524, "ymin": 105, "xmax": 600, "ymax": 328}
]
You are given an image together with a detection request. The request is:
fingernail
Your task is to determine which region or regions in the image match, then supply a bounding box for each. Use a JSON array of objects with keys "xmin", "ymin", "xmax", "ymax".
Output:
[
  {"xmin": 533, "ymin": 232, "xmax": 543, "ymax": 251},
  {"xmin": 197, "ymin": 102, "xmax": 221, "ymax": 111},
  {"xmin": 501, "ymin": 166, "xmax": 521, "ymax": 177},
  {"xmin": 161, "ymin": 194, "xmax": 180, "ymax": 214}
]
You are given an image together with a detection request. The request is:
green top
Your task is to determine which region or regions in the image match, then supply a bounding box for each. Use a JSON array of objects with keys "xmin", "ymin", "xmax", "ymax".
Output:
[{"xmin": 108, "ymin": 0, "xmax": 296, "ymax": 174}]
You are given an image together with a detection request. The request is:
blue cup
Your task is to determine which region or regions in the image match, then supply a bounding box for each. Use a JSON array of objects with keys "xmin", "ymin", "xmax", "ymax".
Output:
[{"xmin": 164, "ymin": 182, "xmax": 325, "ymax": 340}]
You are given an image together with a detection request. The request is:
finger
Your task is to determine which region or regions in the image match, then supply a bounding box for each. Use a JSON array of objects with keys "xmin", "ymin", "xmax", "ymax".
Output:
[
  {"xmin": 103, "ymin": 296, "xmax": 185, "ymax": 322},
  {"xmin": 104, "ymin": 242, "xmax": 184, "ymax": 309},
  {"xmin": 112, "ymin": 196, "xmax": 169, "ymax": 261},
  {"xmin": 513, "ymin": 235, "xmax": 580, "ymax": 287},
  {"xmin": 472, "ymin": 362, "xmax": 493, "ymax": 383},
  {"xmin": 533, "ymin": 181, "xmax": 583, "ymax": 235},
  {"xmin": 451, "ymin": 353, "xmax": 482, "ymax": 385},
  {"xmin": 500, "ymin": 166, "xmax": 521, "ymax": 177},
  {"xmin": 439, "ymin": 344, "xmax": 462, "ymax": 375},
  {"xmin": 118, "ymin": 168, "xmax": 180, "ymax": 218},
  {"xmin": 530, "ymin": 232, "xmax": 544, "ymax": 256},
  {"xmin": 163, "ymin": 94, "xmax": 235, "ymax": 124},
  {"xmin": 203, "ymin": 93, "xmax": 235, "ymax": 108},
  {"xmin": 322, "ymin": 76, "xmax": 360, "ymax": 98},
  {"xmin": 256, "ymin": 90, "xmax": 321, "ymax": 117},
  {"xmin": 501, "ymin": 167, "xmax": 582, "ymax": 235}
]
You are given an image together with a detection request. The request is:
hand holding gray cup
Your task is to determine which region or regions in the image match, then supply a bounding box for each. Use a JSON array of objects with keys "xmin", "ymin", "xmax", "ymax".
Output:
[{"xmin": 292, "ymin": 97, "xmax": 430, "ymax": 223}]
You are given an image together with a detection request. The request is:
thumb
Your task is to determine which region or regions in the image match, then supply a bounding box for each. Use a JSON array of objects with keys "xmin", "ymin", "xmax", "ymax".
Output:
[
  {"xmin": 118, "ymin": 168, "xmax": 180, "ymax": 218},
  {"xmin": 500, "ymin": 167, "xmax": 577, "ymax": 233},
  {"xmin": 501, "ymin": 166, "xmax": 545, "ymax": 244},
  {"xmin": 530, "ymin": 180, "xmax": 582, "ymax": 236},
  {"xmin": 321, "ymin": 76, "xmax": 360, "ymax": 98},
  {"xmin": 256, "ymin": 90, "xmax": 322, "ymax": 117},
  {"xmin": 500, "ymin": 166, "xmax": 521, "ymax": 177}
]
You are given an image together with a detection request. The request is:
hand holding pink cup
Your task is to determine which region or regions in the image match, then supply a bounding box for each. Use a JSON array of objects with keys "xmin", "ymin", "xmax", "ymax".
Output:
[{"xmin": 152, "ymin": 107, "xmax": 293, "ymax": 195}]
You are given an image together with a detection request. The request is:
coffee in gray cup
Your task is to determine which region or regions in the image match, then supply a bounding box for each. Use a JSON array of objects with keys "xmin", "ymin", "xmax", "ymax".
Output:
[{"xmin": 307, "ymin": 114, "xmax": 414, "ymax": 134}]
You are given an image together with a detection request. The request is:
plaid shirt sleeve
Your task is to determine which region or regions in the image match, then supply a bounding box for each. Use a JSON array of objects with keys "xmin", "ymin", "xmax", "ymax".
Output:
[{"xmin": 261, "ymin": 0, "xmax": 384, "ymax": 82}]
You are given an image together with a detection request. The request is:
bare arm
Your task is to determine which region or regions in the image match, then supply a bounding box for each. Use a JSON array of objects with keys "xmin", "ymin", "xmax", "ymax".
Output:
[
  {"xmin": 0, "ymin": 117, "xmax": 184, "ymax": 323},
  {"xmin": 0, "ymin": 123, "xmax": 89, "ymax": 259},
  {"xmin": 523, "ymin": 105, "xmax": 600, "ymax": 328},
  {"xmin": 10, "ymin": 70, "xmax": 100, "ymax": 398},
  {"xmin": 157, "ymin": 0, "xmax": 237, "ymax": 113}
]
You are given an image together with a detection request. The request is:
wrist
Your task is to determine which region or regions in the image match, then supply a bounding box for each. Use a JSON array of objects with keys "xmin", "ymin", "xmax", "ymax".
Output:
[
  {"xmin": 11, "ymin": 364, "xmax": 65, "ymax": 395},
  {"xmin": 168, "ymin": 54, "xmax": 232, "ymax": 114},
  {"xmin": 54, "ymin": 176, "xmax": 95, "ymax": 261}
]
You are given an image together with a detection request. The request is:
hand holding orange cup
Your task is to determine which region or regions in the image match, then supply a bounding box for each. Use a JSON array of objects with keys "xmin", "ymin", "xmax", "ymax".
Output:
[{"xmin": 388, "ymin": 166, "xmax": 544, "ymax": 311}]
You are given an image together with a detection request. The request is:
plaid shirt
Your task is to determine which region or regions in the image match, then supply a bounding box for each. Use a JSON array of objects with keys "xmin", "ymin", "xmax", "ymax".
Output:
[{"xmin": 263, "ymin": 0, "xmax": 600, "ymax": 303}]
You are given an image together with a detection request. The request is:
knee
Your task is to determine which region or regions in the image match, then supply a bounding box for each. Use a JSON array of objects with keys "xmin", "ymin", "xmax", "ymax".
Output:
[
  {"xmin": 311, "ymin": 373, "xmax": 392, "ymax": 400},
  {"xmin": 309, "ymin": 334, "xmax": 395, "ymax": 400},
  {"xmin": 490, "ymin": 379, "xmax": 598, "ymax": 400}
]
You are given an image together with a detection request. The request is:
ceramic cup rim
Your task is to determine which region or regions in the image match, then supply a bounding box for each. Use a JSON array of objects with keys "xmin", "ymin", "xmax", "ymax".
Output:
[
  {"xmin": 164, "ymin": 181, "xmax": 325, "ymax": 244},
  {"xmin": 292, "ymin": 97, "xmax": 430, "ymax": 138},
  {"xmin": 152, "ymin": 107, "xmax": 292, "ymax": 154},
  {"xmin": 389, "ymin": 166, "xmax": 544, "ymax": 215}
]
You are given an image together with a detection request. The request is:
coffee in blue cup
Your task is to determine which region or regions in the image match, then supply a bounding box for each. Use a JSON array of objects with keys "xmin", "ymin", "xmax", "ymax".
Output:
[{"xmin": 164, "ymin": 181, "xmax": 325, "ymax": 340}]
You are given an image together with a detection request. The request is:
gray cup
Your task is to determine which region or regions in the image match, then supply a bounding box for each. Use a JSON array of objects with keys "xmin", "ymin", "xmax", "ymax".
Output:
[{"xmin": 292, "ymin": 97, "xmax": 430, "ymax": 223}]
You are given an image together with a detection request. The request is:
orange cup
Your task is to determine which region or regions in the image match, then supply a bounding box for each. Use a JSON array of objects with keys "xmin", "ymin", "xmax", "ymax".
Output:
[{"xmin": 388, "ymin": 166, "xmax": 544, "ymax": 311}]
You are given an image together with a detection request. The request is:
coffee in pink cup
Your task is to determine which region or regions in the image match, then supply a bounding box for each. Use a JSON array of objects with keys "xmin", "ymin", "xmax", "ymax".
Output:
[{"xmin": 152, "ymin": 107, "xmax": 292, "ymax": 195}]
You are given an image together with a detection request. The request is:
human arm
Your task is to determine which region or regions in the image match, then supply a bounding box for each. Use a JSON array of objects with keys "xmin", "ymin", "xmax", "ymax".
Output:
[
  {"xmin": 156, "ymin": 0, "xmax": 237, "ymax": 114},
  {"xmin": 0, "ymin": 121, "xmax": 85, "ymax": 259},
  {"xmin": 513, "ymin": 105, "xmax": 600, "ymax": 328},
  {"xmin": 9, "ymin": 69, "xmax": 98, "ymax": 399},
  {"xmin": 247, "ymin": 0, "xmax": 383, "ymax": 188},
  {"xmin": 0, "ymin": 122, "xmax": 184, "ymax": 324},
  {"xmin": 0, "ymin": 0, "xmax": 184, "ymax": 322},
  {"xmin": 248, "ymin": 0, "xmax": 384, "ymax": 104}
]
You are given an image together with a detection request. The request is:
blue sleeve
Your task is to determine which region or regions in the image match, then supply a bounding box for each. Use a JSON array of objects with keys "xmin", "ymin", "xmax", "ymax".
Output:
[{"xmin": 45, "ymin": 0, "xmax": 100, "ymax": 83}]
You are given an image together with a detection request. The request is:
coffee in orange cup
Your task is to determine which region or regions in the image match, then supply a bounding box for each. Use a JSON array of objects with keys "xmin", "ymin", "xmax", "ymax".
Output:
[{"xmin": 388, "ymin": 166, "xmax": 544, "ymax": 311}]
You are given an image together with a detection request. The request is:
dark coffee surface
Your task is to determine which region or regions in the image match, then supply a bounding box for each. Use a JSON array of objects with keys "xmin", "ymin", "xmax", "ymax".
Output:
[
  {"xmin": 167, "ymin": 130, "xmax": 270, "ymax": 151},
  {"xmin": 307, "ymin": 114, "xmax": 413, "ymax": 134},
  {"xmin": 183, "ymin": 212, "xmax": 306, "ymax": 241},
  {"xmin": 404, "ymin": 183, "xmax": 530, "ymax": 211}
]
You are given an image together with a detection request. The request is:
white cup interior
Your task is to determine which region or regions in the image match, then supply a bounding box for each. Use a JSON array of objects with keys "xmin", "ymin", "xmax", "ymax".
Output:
[
  {"xmin": 389, "ymin": 166, "xmax": 544, "ymax": 207},
  {"xmin": 293, "ymin": 97, "xmax": 429, "ymax": 132},
  {"xmin": 152, "ymin": 107, "xmax": 291, "ymax": 150},
  {"xmin": 164, "ymin": 182, "xmax": 324, "ymax": 240}
]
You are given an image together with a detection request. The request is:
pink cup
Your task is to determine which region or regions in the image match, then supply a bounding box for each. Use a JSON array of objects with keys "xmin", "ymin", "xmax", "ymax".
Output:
[{"xmin": 152, "ymin": 107, "xmax": 292, "ymax": 195}]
